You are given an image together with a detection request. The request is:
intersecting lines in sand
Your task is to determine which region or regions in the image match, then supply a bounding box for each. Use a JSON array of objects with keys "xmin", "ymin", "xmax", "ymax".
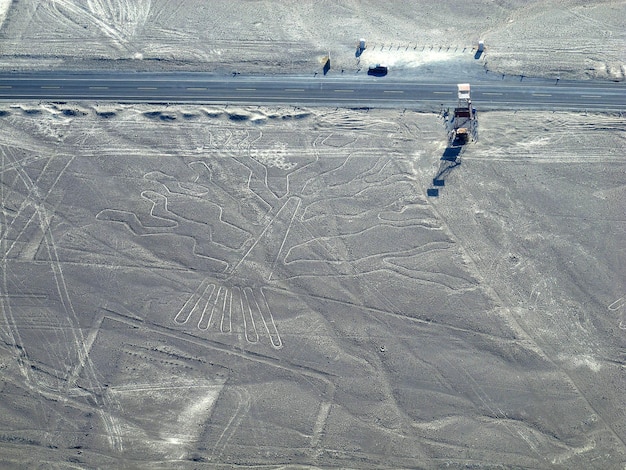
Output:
[
  {"xmin": 173, "ymin": 197, "xmax": 301, "ymax": 349},
  {"xmin": 49, "ymin": 0, "xmax": 150, "ymax": 53},
  {"xmin": 0, "ymin": 149, "xmax": 127, "ymax": 451},
  {"xmin": 174, "ymin": 281, "xmax": 282, "ymax": 349}
]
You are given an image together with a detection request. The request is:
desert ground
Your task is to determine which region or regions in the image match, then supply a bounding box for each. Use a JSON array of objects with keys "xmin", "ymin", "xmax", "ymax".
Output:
[
  {"xmin": 0, "ymin": 0, "xmax": 624, "ymax": 81},
  {"xmin": 0, "ymin": 1, "xmax": 625, "ymax": 469}
]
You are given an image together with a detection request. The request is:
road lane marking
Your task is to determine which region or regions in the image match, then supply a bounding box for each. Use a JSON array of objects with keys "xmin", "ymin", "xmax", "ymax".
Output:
[
  {"xmin": 383, "ymin": 90, "xmax": 404, "ymax": 94},
  {"xmin": 482, "ymin": 92, "xmax": 503, "ymax": 95},
  {"xmin": 89, "ymin": 86, "xmax": 109, "ymax": 90},
  {"xmin": 581, "ymin": 95, "xmax": 601, "ymax": 98},
  {"xmin": 432, "ymin": 91, "xmax": 451, "ymax": 94},
  {"xmin": 236, "ymin": 88, "xmax": 256, "ymax": 91},
  {"xmin": 532, "ymin": 93, "xmax": 552, "ymax": 97},
  {"xmin": 334, "ymin": 89, "xmax": 354, "ymax": 93},
  {"xmin": 41, "ymin": 86, "xmax": 60, "ymax": 89},
  {"xmin": 284, "ymin": 88, "xmax": 304, "ymax": 92},
  {"xmin": 0, "ymin": 85, "xmax": 12, "ymax": 89},
  {"xmin": 137, "ymin": 87, "xmax": 157, "ymax": 90},
  {"xmin": 186, "ymin": 87, "xmax": 207, "ymax": 91}
]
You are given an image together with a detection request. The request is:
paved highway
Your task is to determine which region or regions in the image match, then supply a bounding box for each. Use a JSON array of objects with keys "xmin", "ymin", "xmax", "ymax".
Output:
[{"xmin": 0, "ymin": 71, "xmax": 624, "ymax": 111}]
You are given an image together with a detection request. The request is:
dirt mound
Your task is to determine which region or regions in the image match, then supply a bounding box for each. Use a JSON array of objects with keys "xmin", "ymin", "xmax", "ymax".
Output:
[{"xmin": 92, "ymin": 106, "xmax": 119, "ymax": 119}]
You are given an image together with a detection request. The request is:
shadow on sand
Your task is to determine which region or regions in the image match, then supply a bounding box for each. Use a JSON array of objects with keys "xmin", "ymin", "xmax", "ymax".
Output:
[
  {"xmin": 427, "ymin": 147, "xmax": 463, "ymax": 197},
  {"xmin": 441, "ymin": 146, "xmax": 462, "ymax": 161},
  {"xmin": 323, "ymin": 58, "xmax": 330, "ymax": 75}
]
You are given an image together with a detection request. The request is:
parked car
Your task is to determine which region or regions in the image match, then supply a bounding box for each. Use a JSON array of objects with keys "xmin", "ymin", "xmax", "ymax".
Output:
[{"xmin": 367, "ymin": 63, "xmax": 388, "ymax": 76}]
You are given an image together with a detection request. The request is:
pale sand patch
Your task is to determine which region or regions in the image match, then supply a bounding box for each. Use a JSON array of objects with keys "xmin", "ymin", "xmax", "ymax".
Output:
[
  {"xmin": 0, "ymin": 0, "xmax": 12, "ymax": 30},
  {"xmin": 0, "ymin": 1, "xmax": 622, "ymax": 80}
]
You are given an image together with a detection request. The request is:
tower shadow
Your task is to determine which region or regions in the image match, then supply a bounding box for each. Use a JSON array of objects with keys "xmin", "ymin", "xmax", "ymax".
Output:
[{"xmin": 427, "ymin": 147, "xmax": 463, "ymax": 197}]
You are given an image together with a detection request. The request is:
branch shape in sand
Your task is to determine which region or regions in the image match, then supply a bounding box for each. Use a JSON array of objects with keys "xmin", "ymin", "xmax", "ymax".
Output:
[{"xmin": 173, "ymin": 196, "xmax": 301, "ymax": 349}]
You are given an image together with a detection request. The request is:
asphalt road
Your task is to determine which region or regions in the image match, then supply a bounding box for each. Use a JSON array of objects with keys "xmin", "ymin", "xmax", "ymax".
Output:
[{"xmin": 0, "ymin": 71, "xmax": 624, "ymax": 111}]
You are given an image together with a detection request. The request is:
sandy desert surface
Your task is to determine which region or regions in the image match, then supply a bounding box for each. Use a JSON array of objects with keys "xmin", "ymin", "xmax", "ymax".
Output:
[
  {"xmin": 0, "ymin": 0, "xmax": 624, "ymax": 81},
  {"xmin": 0, "ymin": 1, "xmax": 625, "ymax": 469}
]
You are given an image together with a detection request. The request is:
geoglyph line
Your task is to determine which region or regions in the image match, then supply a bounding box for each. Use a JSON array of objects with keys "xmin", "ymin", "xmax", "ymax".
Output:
[
  {"xmin": 241, "ymin": 287, "xmax": 259, "ymax": 343},
  {"xmin": 608, "ymin": 297, "xmax": 624, "ymax": 311},
  {"xmin": 169, "ymin": 195, "xmax": 299, "ymax": 349},
  {"xmin": 173, "ymin": 282, "xmax": 283, "ymax": 349},
  {"xmin": 609, "ymin": 296, "xmax": 626, "ymax": 330},
  {"xmin": 174, "ymin": 279, "xmax": 213, "ymax": 325},
  {"xmin": 257, "ymin": 288, "xmax": 282, "ymax": 349},
  {"xmin": 198, "ymin": 285, "xmax": 223, "ymax": 330},
  {"xmin": 1, "ymin": 150, "xmax": 125, "ymax": 452}
]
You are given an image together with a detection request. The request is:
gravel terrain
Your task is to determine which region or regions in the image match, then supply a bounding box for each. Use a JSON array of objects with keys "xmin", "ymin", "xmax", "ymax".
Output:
[
  {"xmin": 0, "ymin": 1, "xmax": 624, "ymax": 469},
  {"xmin": 0, "ymin": 0, "xmax": 623, "ymax": 81}
]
